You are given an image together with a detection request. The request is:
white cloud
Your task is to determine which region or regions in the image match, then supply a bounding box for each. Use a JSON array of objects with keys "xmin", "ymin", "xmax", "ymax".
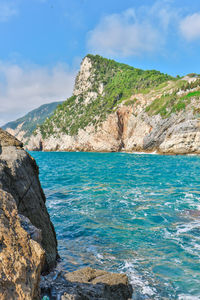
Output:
[
  {"xmin": 180, "ymin": 13, "xmax": 200, "ymax": 41},
  {"xmin": 0, "ymin": 2, "xmax": 18, "ymax": 22},
  {"xmin": 87, "ymin": 8, "xmax": 162, "ymax": 57},
  {"xmin": 88, "ymin": 9, "xmax": 162, "ymax": 57},
  {"xmin": 0, "ymin": 62, "xmax": 76, "ymax": 125},
  {"xmin": 87, "ymin": 1, "xmax": 186, "ymax": 58},
  {"xmin": 147, "ymin": 0, "xmax": 179, "ymax": 31},
  {"xmin": 86, "ymin": 0, "xmax": 181, "ymax": 58}
]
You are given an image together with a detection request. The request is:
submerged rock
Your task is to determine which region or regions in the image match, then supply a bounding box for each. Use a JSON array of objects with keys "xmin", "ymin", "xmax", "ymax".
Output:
[
  {"xmin": 0, "ymin": 189, "xmax": 45, "ymax": 300},
  {"xmin": 0, "ymin": 128, "xmax": 58, "ymax": 272},
  {"xmin": 41, "ymin": 267, "xmax": 133, "ymax": 300}
]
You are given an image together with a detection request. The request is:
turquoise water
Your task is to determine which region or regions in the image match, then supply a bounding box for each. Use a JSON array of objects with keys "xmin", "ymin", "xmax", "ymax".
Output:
[{"xmin": 31, "ymin": 152, "xmax": 200, "ymax": 299}]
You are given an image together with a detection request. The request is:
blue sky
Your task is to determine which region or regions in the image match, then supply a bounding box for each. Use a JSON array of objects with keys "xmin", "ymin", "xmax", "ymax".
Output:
[{"xmin": 1, "ymin": 0, "xmax": 200, "ymax": 125}]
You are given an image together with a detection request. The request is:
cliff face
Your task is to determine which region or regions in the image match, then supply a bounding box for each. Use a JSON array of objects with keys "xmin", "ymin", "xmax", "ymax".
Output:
[
  {"xmin": 6, "ymin": 54, "xmax": 200, "ymax": 154},
  {"xmin": 0, "ymin": 190, "xmax": 45, "ymax": 300},
  {"xmin": 0, "ymin": 129, "xmax": 58, "ymax": 272}
]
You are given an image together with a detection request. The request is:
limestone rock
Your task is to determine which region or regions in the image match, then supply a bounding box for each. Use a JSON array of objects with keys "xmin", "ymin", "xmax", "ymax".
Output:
[
  {"xmin": 159, "ymin": 118, "xmax": 200, "ymax": 154},
  {"xmin": 0, "ymin": 129, "xmax": 58, "ymax": 272},
  {"xmin": 0, "ymin": 189, "xmax": 45, "ymax": 300},
  {"xmin": 73, "ymin": 57, "xmax": 94, "ymax": 97}
]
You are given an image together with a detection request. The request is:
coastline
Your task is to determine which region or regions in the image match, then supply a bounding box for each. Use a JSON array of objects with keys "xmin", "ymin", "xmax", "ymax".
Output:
[{"xmin": 29, "ymin": 148, "xmax": 200, "ymax": 156}]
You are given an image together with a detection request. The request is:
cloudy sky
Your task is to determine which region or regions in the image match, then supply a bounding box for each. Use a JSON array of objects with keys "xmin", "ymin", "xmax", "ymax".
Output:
[{"xmin": 1, "ymin": 0, "xmax": 200, "ymax": 125}]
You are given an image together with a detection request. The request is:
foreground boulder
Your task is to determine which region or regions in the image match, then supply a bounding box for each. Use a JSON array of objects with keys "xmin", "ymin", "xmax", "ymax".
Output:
[
  {"xmin": 0, "ymin": 190, "xmax": 45, "ymax": 300},
  {"xmin": 41, "ymin": 267, "xmax": 133, "ymax": 300},
  {"xmin": 0, "ymin": 128, "xmax": 58, "ymax": 272}
]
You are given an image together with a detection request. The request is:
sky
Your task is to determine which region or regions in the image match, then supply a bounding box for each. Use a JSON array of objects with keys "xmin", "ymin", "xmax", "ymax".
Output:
[{"xmin": 1, "ymin": 0, "xmax": 200, "ymax": 125}]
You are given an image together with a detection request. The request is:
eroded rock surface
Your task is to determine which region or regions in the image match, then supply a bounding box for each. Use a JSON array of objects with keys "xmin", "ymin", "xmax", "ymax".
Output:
[
  {"xmin": 0, "ymin": 189, "xmax": 45, "ymax": 300},
  {"xmin": 0, "ymin": 128, "xmax": 58, "ymax": 272}
]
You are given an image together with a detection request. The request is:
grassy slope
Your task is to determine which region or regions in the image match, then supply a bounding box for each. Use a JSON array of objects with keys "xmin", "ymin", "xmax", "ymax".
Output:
[
  {"xmin": 145, "ymin": 79, "xmax": 200, "ymax": 117},
  {"xmin": 39, "ymin": 54, "xmax": 174, "ymax": 138}
]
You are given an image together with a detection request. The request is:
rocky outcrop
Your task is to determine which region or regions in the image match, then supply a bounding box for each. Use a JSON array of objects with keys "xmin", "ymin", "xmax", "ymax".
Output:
[
  {"xmin": 0, "ymin": 128, "xmax": 58, "ymax": 272},
  {"xmin": 41, "ymin": 267, "xmax": 133, "ymax": 300},
  {"xmin": 28, "ymin": 112, "xmax": 122, "ymax": 152},
  {"xmin": 159, "ymin": 117, "xmax": 200, "ymax": 154},
  {"xmin": 0, "ymin": 189, "xmax": 45, "ymax": 300}
]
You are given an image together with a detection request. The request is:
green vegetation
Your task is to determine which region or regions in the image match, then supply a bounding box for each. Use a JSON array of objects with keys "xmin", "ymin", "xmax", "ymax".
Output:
[
  {"xmin": 184, "ymin": 90, "xmax": 200, "ymax": 98},
  {"xmin": 145, "ymin": 88, "xmax": 200, "ymax": 117},
  {"xmin": 124, "ymin": 98, "xmax": 137, "ymax": 106},
  {"xmin": 87, "ymin": 54, "xmax": 173, "ymax": 99},
  {"xmin": 38, "ymin": 54, "xmax": 175, "ymax": 138}
]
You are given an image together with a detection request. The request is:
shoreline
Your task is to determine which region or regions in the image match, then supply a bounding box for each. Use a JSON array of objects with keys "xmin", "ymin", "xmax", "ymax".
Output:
[{"xmin": 29, "ymin": 149, "xmax": 200, "ymax": 156}]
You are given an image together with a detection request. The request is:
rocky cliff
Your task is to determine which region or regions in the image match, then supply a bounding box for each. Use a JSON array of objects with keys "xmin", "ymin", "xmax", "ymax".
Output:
[
  {"xmin": 23, "ymin": 55, "xmax": 200, "ymax": 154},
  {"xmin": 0, "ymin": 189, "xmax": 45, "ymax": 300},
  {"xmin": 0, "ymin": 128, "xmax": 58, "ymax": 272}
]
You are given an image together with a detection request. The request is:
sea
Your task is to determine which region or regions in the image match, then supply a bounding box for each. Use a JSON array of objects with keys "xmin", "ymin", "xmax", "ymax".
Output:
[{"xmin": 30, "ymin": 151, "xmax": 200, "ymax": 300}]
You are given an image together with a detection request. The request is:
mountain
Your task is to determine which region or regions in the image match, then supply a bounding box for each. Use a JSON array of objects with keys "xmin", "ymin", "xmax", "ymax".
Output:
[
  {"xmin": 12, "ymin": 54, "xmax": 200, "ymax": 154},
  {"xmin": 2, "ymin": 101, "xmax": 63, "ymax": 145},
  {"xmin": 37, "ymin": 54, "xmax": 173, "ymax": 139}
]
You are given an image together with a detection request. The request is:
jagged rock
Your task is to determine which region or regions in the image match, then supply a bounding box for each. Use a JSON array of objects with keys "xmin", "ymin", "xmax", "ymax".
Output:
[
  {"xmin": 40, "ymin": 267, "xmax": 133, "ymax": 300},
  {"xmin": 0, "ymin": 128, "xmax": 58, "ymax": 272},
  {"xmin": 0, "ymin": 189, "xmax": 45, "ymax": 300}
]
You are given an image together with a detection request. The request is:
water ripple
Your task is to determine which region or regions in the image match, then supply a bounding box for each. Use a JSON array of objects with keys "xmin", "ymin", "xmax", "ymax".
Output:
[{"xmin": 30, "ymin": 152, "xmax": 200, "ymax": 299}]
